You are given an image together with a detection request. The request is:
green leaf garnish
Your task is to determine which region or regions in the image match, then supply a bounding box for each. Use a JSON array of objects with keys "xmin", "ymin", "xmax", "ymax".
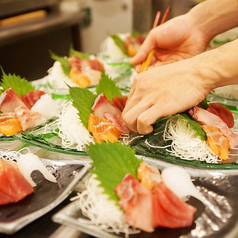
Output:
[
  {"xmin": 49, "ymin": 51, "xmax": 70, "ymax": 77},
  {"xmin": 175, "ymin": 113, "xmax": 206, "ymax": 141},
  {"xmin": 0, "ymin": 68, "xmax": 35, "ymax": 96},
  {"xmin": 96, "ymin": 71, "xmax": 122, "ymax": 101},
  {"xmin": 68, "ymin": 85, "xmax": 97, "ymax": 128},
  {"xmin": 197, "ymin": 98, "xmax": 209, "ymax": 109},
  {"xmin": 110, "ymin": 34, "xmax": 129, "ymax": 56},
  {"xmin": 131, "ymin": 30, "xmax": 140, "ymax": 38},
  {"xmin": 88, "ymin": 141, "xmax": 142, "ymax": 202},
  {"xmin": 69, "ymin": 46, "xmax": 89, "ymax": 59}
]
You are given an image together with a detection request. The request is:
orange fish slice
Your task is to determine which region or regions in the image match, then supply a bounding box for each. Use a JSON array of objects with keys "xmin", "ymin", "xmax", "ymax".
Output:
[
  {"xmin": 69, "ymin": 68, "xmax": 91, "ymax": 88},
  {"xmin": 88, "ymin": 114, "xmax": 121, "ymax": 144},
  {"xmin": 0, "ymin": 118, "xmax": 22, "ymax": 136},
  {"xmin": 0, "ymin": 113, "xmax": 17, "ymax": 123},
  {"xmin": 201, "ymin": 125, "xmax": 230, "ymax": 160}
]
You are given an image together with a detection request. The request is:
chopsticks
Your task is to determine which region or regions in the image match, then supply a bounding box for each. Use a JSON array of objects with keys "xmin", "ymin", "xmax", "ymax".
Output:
[{"xmin": 140, "ymin": 6, "xmax": 171, "ymax": 73}]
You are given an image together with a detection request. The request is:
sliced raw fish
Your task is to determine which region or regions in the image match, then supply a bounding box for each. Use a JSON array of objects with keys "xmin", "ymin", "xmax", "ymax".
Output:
[
  {"xmin": 88, "ymin": 114, "xmax": 121, "ymax": 143},
  {"xmin": 0, "ymin": 88, "xmax": 26, "ymax": 113},
  {"xmin": 114, "ymin": 174, "xmax": 155, "ymax": 232},
  {"xmin": 189, "ymin": 106, "xmax": 238, "ymax": 148},
  {"xmin": 152, "ymin": 182, "xmax": 196, "ymax": 228},
  {"xmin": 0, "ymin": 118, "xmax": 22, "ymax": 136},
  {"xmin": 0, "ymin": 112, "xmax": 17, "ymax": 123},
  {"xmin": 21, "ymin": 90, "xmax": 46, "ymax": 109},
  {"xmin": 15, "ymin": 104, "xmax": 47, "ymax": 131},
  {"xmin": 91, "ymin": 93, "xmax": 121, "ymax": 119},
  {"xmin": 137, "ymin": 161, "xmax": 162, "ymax": 190},
  {"xmin": 0, "ymin": 159, "xmax": 33, "ymax": 205},
  {"xmin": 110, "ymin": 96, "xmax": 128, "ymax": 113},
  {"xmin": 207, "ymin": 103, "xmax": 234, "ymax": 128}
]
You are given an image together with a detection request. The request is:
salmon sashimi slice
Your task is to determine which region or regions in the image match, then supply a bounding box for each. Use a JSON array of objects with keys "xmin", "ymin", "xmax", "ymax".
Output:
[
  {"xmin": 207, "ymin": 103, "xmax": 234, "ymax": 128},
  {"xmin": 152, "ymin": 182, "xmax": 197, "ymax": 228},
  {"xmin": 0, "ymin": 88, "xmax": 26, "ymax": 113},
  {"xmin": 0, "ymin": 118, "xmax": 22, "ymax": 136},
  {"xmin": 0, "ymin": 159, "xmax": 33, "ymax": 205},
  {"xmin": 114, "ymin": 174, "xmax": 155, "ymax": 232},
  {"xmin": 137, "ymin": 161, "xmax": 162, "ymax": 190},
  {"xmin": 201, "ymin": 125, "xmax": 230, "ymax": 160},
  {"xmin": 0, "ymin": 112, "xmax": 17, "ymax": 123},
  {"xmin": 21, "ymin": 90, "xmax": 46, "ymax": 109},
  {"xmin": 69, "ymin": 68, "xmax": 91, "ymax": 88},
  {"xmin": 88, "ymin": 114, "xmax": 121, "ymax": 143}
]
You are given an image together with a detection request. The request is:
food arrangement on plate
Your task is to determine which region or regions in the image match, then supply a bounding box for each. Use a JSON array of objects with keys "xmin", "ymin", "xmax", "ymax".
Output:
[
  {"xmin": 42, "ymin": 46, "xmax": 136, "ymax": 94},
  {"xmin": 0, "ymin": 148, "xmax": 91, "ymax": 234},
  {"xmin": 0, "ymin": 69, "xmax": 60, "ymax": 137},
  {"xmin": 18, "ymin": 70, "xmax": 238, "ymax": 168}
]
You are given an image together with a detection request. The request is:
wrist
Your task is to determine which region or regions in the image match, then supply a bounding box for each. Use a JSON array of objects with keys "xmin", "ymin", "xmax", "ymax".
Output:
[{"xmin": 187, "ymin": 0, "xmax": 238, "ymax": 42}]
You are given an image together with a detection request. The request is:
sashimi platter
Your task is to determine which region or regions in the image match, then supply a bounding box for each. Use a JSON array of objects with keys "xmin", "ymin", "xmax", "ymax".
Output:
[{"xmin": 0, "ymin": 32, "xmax": 238, "ymax": 238}]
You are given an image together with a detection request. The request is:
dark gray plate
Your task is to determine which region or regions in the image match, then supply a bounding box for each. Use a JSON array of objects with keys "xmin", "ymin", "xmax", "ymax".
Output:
[
  {"xmin": 0, "ymin": 157, "xmax": 91, "ymax": 235},
  {"xmin": 53, "ymin": 157, "xmax": 238, "ymax": 238}
]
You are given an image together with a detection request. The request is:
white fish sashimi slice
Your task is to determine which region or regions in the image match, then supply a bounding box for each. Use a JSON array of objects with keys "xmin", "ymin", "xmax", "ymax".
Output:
[
  {"xmin": 17, "ymin": 153, "xmax": 57, "ymax": 187},
  {"xmin": 161, "ymin": 166, "xmax": 203, "ymax": 202}
]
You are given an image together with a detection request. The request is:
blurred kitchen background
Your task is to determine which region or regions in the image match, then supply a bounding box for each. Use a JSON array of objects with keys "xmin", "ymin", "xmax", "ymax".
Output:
[{"xmin": 0, "ymin": 0, "xmax": 200, "ymax": 81}]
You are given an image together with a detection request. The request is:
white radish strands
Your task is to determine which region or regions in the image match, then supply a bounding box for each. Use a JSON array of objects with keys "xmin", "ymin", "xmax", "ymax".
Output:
[{"xmin": 57, "ymin": 102, "xmax": 95, "ymax": 150}]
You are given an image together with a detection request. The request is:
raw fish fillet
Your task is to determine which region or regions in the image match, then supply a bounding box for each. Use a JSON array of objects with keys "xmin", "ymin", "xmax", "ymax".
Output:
[
  {"xmin": 15, "ymin": 104, "xmax": 47, "ymax": 131},
  {"xmin": 21, "ymin": 90, "xmax": 46, "ymax": 109},
  {"xmin": 0, "ymin": 88, "xmax": 26, "ymax": 113},
  {"xmin": 0, "ymin": 159, "xmax": 33, "ymax": 205},
  {"xmin": 189, "ymin": 106, "xmax": 238, "ymax": 148},
  {"xmin": 114, "ymin": 174, "xmax": 155, "ymax": 232}
]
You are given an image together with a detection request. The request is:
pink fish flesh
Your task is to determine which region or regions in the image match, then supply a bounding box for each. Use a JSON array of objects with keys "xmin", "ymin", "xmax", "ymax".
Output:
[{"xmin": 189, "ymin": 106, "xmax": 238, "ymax": 148}]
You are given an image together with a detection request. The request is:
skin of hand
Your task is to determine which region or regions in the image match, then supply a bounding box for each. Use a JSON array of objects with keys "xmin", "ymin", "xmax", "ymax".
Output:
[
  {"xmin": 131, "ymin": 14, "xmax": 209, "ymax": 70},
  {"xmin": 122, "ymin": 58, "xmax": 209, "ymax": 134},
  {"xmin": 122, "ymin": 39, "xmax": 238, "ymax": 134},
  {"xmin": 131, "ymin": 0, "xmax": 238, "ymax": 70}
]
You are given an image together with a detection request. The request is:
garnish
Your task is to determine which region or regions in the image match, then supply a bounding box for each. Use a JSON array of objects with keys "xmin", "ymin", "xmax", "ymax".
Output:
[
  {"xmin": 96, "ymin": 71, "xmax": 122, "ymax": 101},
  {"xmin": 68, "ymin": 85, "xmax": 96, "ymax": 129},
  {"xmin": 69, "ymin": 45, "xmax": 89, "ymax": 59},
  {"xmin": 110, "ymin": 34, "xmax": 129, "ymax": 56},
  {"xmin": 49, "ymin": 51, "xmax": 70, "ymax": 77},
  {"xmin": 68, "ymin": 71, "xmax": 122, "ymax": 128},
  {"xmin": 175, "ymin": 113, "xmax": 206, "ymax": 141},
  {"xmin": 131, "ymin": 30, "xmax": 140, "ymax": 38},
  {"xmin": 0, "ymin": 67, "xmax": 35, "ymax": 96},
  {"xmin": 88, "ymin": 141, "xmax": 142, "ymax": 201}
]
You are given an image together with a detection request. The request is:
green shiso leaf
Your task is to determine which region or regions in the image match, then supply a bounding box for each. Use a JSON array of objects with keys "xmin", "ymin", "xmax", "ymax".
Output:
[
  {"xmin": 96, "ymin": 71, "xmax": 122, "ymax": 101},
  {"xmin": 110, "ymin": 34, "xmax": 129, "ymax": 56},
  {"xmin": 131, "ymin": 30, "xmax": 140, "ymax": 38},
  {"xmin": 0, "ymin": 67, "xmax": 35, "ymax": 96},
  {"xmin": 49, "ymin": 51, "xmax": 70, "ymax": 77},
  {"xmin": 68, "ymin": 85, "xmax": 97, "ymax": 129},
  {"xmin": 175, "ymin": 113, "xmax": 206, "ymax": 141},
  {"xmin": 197, "ymin": 98, "xmax": 209, "ymax": 110},
  {"xmin": 69, "ymin": 46, "xmax": 89, "ymax": 59},
  {"xmin": 88, "ymin": 141, "xmax": 142, "ymax": 202}
]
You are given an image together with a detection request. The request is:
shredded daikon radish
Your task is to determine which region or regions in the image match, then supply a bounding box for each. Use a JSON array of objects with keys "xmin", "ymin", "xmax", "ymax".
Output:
[
  {"xmin": 57, "ymin": 102, "xmax": 95, "ymax": 150},
  {"xmin": 212, "ymin": 85, "xmax": 238, "ymax": 99},
  {"xmin": 146, "ymin": 117, "xmax": 221, "ymax": 163},
  {"xmin": 76, "ymin": 174, "xmax": 140, "ymax": 237}
]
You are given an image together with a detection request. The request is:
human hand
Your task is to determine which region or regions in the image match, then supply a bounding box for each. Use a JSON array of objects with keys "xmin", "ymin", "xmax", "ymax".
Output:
[
  {"xmin": 122, "ymin": 59, "xmax": 210, "ymax": 134},
  {"xmin": 131, "ymin": 14, "xmax": 209, "ymax": 70}
]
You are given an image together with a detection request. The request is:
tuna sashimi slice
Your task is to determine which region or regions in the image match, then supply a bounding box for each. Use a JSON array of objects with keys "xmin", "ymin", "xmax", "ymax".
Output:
[
  {"xmin": 15, "ymin": 105, "xmax": 47, "ymax": 131},
  {"xmin": 207, "ymin": 103, "xmax": 234, "ymax": 128},
  {"xmin": 114, "ymin": 174, "xmax": 155, "ymax": 232},
  {"xmin": 0, "ymin": 88, "xmax": 26, "ymax": 113},
  {"xmin": 21, "ymin": 90, "xmax": 46, "ymax": 109},
  {"xmin": 189, "ymin": 106, "xmax": 238, "ymax": 148},
  {"xmin": 152, "ymin": 182, "xmax": 196, "ymax": 228},
  {"xmin": 0, "ymin": 159, "xmax": 33, "ymax": 205}
]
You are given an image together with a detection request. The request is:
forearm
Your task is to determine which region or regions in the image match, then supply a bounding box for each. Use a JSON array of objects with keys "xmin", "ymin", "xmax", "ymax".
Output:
[
  {"xmin": 195, "ymin": 39, "xmax": 238, "ymax": 92},
  {"xmin": 188, "ymin": 0, "xmax": 238, "ymax": 42}
]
